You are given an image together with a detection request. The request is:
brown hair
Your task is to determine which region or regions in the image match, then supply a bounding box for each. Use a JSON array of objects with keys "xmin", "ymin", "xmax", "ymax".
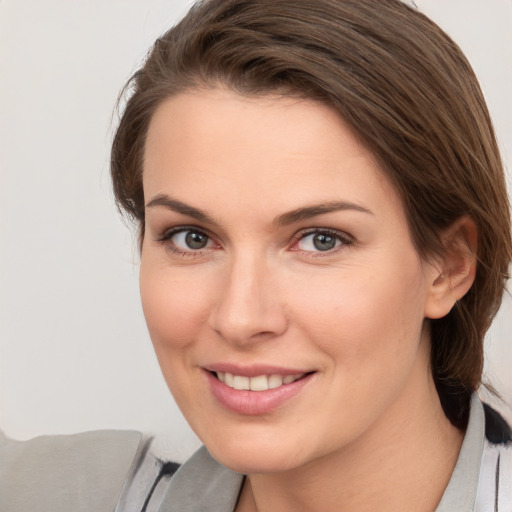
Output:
[{"xmin": 111, "ymin": 0, "xmax": 511, "ymax": 428}]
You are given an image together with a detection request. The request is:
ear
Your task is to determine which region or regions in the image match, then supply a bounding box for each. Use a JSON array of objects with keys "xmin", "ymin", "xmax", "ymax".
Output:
[{"xmin": 424, "ymin": 216, "xmax": 477, "ymax": 320}]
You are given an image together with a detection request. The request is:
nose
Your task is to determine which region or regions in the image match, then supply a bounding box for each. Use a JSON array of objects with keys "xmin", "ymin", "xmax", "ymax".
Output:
[{"xmin": 208, "ymin": 252, "xmax": 288, "ymax": 346}]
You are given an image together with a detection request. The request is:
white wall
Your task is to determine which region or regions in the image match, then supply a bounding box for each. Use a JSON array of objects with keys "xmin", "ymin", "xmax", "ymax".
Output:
[{"xmin": 1, "ymin": 0, "xmax": 511, "ymax": 463}]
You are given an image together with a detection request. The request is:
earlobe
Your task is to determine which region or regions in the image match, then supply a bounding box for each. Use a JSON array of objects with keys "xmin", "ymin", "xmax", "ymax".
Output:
[{"xmin": 424, "ymin": 217, "xmax": 477, "ymax": 320}]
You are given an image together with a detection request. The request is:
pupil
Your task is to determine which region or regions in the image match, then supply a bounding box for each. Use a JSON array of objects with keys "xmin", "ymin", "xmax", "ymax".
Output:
[
  {"xmin": 185, "ymin": 231, "xmax": 208, "ymax": 249},
  {"xmin": 313, "ymin": 233, "xmax": 336, "ymax": 251}
]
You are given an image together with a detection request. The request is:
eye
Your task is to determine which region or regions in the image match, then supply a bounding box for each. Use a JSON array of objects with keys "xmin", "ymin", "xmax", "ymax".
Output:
[
  {"xmin": 173, "ymin": 230, "xmax": 211, "ymax": 250},
  {"xmin": 293, "ymin": 230, "xmax": 350, "ymax": 253},
  {"xmin": 156, "ymin": 227, "xmax": 216, "ymax": 254}
]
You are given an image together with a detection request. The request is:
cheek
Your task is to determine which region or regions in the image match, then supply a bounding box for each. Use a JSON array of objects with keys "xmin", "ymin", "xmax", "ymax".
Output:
[
  {"xmin": 290, "ymin": 260, "xmax": 428, "ymax": 365},
  {"xmin": 139, "ymin": 261, "xmax": 212, "ymax": 352}
]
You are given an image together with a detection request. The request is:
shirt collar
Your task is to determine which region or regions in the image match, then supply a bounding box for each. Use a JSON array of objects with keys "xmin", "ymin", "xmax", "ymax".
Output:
[
  {"xmin": 159, "ymin": 445, "xmax": 243, "ymax": 512},
  {"xmin": 435, "ymin": 393, "xmax": 485, "ymax": 512}
]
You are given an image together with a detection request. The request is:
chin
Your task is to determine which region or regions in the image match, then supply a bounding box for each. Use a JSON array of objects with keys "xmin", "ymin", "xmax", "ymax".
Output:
[
  {"xmin": 212, "ymin": 448, "xmax": 301, "ymax": 475},
  {"xmin": 201, "ymin": 430, "xmax": 316, "ymax": 475}
]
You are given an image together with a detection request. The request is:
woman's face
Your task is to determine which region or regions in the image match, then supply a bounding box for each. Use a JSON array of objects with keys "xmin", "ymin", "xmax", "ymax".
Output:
[{"xmin": 140, "ymin": 88, "xmax": 440, "ymax": 474}]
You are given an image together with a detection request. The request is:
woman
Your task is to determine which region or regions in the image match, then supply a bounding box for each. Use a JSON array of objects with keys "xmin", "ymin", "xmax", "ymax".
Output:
[
  {"xmin": 109, "ymin": 0, "xmax": 512, "ymax": 510},
  {"xmin": 1, "ymin": 1, "xmax": 509, "ymax": 511}
]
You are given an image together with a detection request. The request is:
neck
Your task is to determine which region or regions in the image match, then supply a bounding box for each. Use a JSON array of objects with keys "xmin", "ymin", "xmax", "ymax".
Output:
[{"xmin": 236, "ymin": 344, "xmax": 464, "ymax": 512}]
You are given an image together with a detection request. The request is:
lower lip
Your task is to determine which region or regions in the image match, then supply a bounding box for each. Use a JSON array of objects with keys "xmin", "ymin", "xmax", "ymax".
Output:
[{"xmin": 205, "ymin": 371, "xmax": 315, "ymax": 416}]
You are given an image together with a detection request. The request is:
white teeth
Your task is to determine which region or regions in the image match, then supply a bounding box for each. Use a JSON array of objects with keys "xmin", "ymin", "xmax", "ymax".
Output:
[
  {"xmin": 224, "ymin": 372, "xmax": 234, "ymax": 387},
  {"xmin": 282, "ymin": 375, "xmax": 296, "ymax": 385},
  {"xmin": 233, "ymin": 375, "xmax": 250, "ymax": 390},
  {"xmin": 217, "ymin": 372, "xmax": 305, "ymax": 391},
  {"xmin": 268, "ymin": 375, "xmax": 283, "ymax": 389},
  {"xmin": 249, "ymin": 375, "xmax": 268, "ymax": 391}
]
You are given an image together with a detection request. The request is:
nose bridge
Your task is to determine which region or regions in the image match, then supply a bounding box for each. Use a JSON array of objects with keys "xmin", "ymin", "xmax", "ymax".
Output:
[{"xmin": 209, "ymin": 247, "xmax": 286, "ymax": 344}]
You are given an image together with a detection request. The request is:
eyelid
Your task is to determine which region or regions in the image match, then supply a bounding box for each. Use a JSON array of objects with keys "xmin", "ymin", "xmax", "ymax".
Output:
[
  {"xmin": 154, "ymin": 225, "xmax": 212, "ymax": 242},
  {"xmin": 154, "ymin": 225, "xmax": 221, "ymax": 257},
  {"xmin": 153, "ymin": 225, "xmax": 352, "ymax": 256},
  {"xmin": 289, "ymin": 228, "xmax": 353, "ymax": 253}
]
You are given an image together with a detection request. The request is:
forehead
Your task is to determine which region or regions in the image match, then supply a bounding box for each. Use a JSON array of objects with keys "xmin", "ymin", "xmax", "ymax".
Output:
[{"xmin": 143, "ymin": 87, "xmax": 402, "ymax": 222}]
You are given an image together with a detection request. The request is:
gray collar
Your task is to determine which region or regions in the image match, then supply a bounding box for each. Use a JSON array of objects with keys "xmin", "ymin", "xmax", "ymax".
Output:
[
  {"xmin": 160, "ymin": 394, "xmax": 485, "ymax": 512},
  {"xmin": 435, "ymin": 393, "xmax": 485, "ymax": 512},
  {"xmin": 160, "ymin": 445, "xmax": 244, "ymax": 511}
]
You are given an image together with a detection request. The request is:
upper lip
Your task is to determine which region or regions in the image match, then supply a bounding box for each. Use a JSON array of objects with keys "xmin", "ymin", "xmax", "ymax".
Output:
[{"xmin": 204, "ymin": 363, "xmax": 314, "ymax": 377}]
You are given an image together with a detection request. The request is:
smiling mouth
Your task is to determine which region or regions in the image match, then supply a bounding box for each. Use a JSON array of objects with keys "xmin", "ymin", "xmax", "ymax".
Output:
[{"xmin": 213, "ymin": 371, "xmax": 311, "ymax": 391}]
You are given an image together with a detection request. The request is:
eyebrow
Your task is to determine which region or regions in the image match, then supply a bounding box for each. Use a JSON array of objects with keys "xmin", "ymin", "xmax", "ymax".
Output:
[
  {"xmin": 145, "ymin": 194, "xmax": 216, "ymax": 224},
  {"xmin": 145, "ymin": 194, "xmax": 373, "ymax": 226},
  {"xmin": 274, "ymin": 201, "xmax": 373, "ymax": 226}
]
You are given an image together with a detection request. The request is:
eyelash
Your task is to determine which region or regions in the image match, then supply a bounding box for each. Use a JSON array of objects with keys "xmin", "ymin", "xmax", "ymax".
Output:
[
  {"xmin": 291, "ymin": 229, "xmax": 353, "ymax": 257},
  {"xmin": 154, "ymin": 226, "xmax": 353, "ymax": 257},
  {"xmin": 155, "ymin": 226, "xmax": 216, "ymax": 257}
]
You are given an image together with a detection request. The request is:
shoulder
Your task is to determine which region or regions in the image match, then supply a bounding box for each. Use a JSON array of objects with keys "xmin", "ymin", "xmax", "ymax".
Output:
[
  {"xmin": 475, "ymin": 404, "xmax": 512, "ymax": 511},
  {"xmin": 437, "ymin": 395, "xmax": 511, "ymax": 512},
  {"xmin": 0, "ymin": 429, "xmax": 144, "ymax": 512}
]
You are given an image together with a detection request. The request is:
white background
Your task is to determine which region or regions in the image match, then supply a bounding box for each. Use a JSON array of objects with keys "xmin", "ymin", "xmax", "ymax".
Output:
[{"xmin": 1, "ymin": 0, "xmax": 511, "ymax": 463}]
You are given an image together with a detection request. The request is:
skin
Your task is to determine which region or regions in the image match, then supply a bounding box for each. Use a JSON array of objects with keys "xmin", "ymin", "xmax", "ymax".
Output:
[{"xmin": 140, "ymin": 88, "xmax": 475, "ymax": 511}]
